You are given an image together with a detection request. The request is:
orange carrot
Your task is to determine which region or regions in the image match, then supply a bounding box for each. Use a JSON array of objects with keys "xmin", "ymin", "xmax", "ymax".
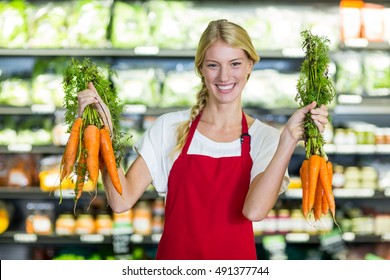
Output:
[
  {"xmin": 300, "ymin": 159, "xmax": 310, "ymax": 218},
  {"xmin": 84, "ymin": 124, "xmax": 100, "ymax": 186},
  {"xmin": 99, "ymin": 127, "xmax": 122, "ymax": 195},
  {"xmin": 60, "ymin": 118, "xmax": 83, "ymax": 181},
  {"xmin": 322, "ymin": 187, "xmax": 329, "ymax": 215},
  {"xmin": 314, "ymin": 179, "xmax": 323, "ymax": 220},
  {"xmin": 308, "ymin": 155, "xmax": 322, "ymax": 211},
  {"xmin": 75, "ymin": 147, "xmax": 87, "ymax": 201},
  {"xmin": 319, "ymin": 158, "xmax": 335, "ymax": 218}
]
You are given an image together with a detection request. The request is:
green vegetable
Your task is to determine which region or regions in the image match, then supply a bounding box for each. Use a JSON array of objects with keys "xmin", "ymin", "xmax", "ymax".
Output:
[
  {"xmin": 295, "ymin": 30, "xmax": 335, "ymax": 160},
  {"xmin": 62, "ymin": 58, "xmax": 126, "ymax": 166}
]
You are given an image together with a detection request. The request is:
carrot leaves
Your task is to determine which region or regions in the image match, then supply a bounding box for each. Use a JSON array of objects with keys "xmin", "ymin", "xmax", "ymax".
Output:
[{"xmin": 295, "ymin": 30, "xmax": 335, "ymax": 160}]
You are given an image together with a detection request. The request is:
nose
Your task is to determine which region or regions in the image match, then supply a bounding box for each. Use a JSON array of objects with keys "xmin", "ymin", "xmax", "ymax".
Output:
[{"xmin": 219, "ymin": 65, "xmax": 230, "ymax": 82}]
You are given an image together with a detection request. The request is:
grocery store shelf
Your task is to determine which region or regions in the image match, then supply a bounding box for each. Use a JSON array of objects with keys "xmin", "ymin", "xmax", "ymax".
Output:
[
  {"xmin": 1, "ymin": 231, "xmax": 386, "ymax": 246},
  {"xmin": 0, "ymin": 231, "xmax": 112, "ymax": 245},
  {"xmin": 0, "ymin": 187, "xmax": 161, "ymax": 200},
  {"xmin": 0, "ymin": 145, "xmax": 64, "ymax": 154},
  {"xmin": 294, "ymin": 144, "xmax": 390, "ymax": 155},
  {"xmin": 284, "ymin": 188, "xmax": 389, "ymax": 199},
  {"xmin": 0, "ymin": 47, "xmax": 306, "ymax": 59}
]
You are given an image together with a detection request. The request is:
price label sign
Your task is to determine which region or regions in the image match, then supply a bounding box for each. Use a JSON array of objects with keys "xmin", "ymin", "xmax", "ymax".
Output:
[
  {"xmin": 112, "ymin": 234, "xmax": 131, "ymax": 255},
  {"xmin": 319, "ymin": 229, "xmax": 346, "ymax": 259}
]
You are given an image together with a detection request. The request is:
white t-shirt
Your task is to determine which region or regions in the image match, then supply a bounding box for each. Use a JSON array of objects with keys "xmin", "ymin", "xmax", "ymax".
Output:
[{"xmin": 135, "ymin": 109, "xmax": 289, "ymax": 194}]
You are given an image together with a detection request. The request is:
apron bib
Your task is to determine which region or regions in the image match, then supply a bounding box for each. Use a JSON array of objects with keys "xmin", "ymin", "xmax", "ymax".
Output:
[{"xmin": 156, "ymin": 111, "xmax": 256, "ymax": 260}]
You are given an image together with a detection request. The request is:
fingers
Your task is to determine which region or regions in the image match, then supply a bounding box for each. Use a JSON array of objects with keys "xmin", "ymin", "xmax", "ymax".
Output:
[{"xmin": 310, "ymin": 104, "xmax": 329, "ymax": 133}]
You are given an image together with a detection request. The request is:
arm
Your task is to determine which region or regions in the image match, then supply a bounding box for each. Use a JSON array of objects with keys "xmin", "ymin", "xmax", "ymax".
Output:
[
  {"xmin": 78, "ymin": 82, "xmax": 152, "ymax": 213},
  {"xmin": 243, "ymin": 101, "xmax": 328, "ymax": 221},
  {"xmin": 102, "ymin": 155, "xmax": 152, "ymax": 213}
]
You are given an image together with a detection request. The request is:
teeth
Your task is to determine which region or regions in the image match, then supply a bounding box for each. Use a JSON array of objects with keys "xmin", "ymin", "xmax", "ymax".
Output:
[{"xmin": 217, "ymin": 84, "xmax": 234, "ymax": 90}]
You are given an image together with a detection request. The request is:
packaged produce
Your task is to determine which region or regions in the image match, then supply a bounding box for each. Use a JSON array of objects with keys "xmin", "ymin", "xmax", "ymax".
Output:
[
  {"xmin": 95, "ymin": 213, "xmax": 113, "ymax": 235},
  {"xmin": 334, "ymin": 51, "xmax": 363, "ymax": 95},
  {"xmin": 75, "ymin": 213, "xmax": 95, "ymax": 235},
  {"xmin": 39, "ymin": 156, "xmax": 61, "ymax": 192},
  {"xmin": 161, "ymin": 69, "xmax": 199, "ymax": 107},
  {"xmin": 113, "ymin": 210, "xmax": 133, "ymax": 235},
  {"xmin": 111, "ymin": 68, "xmax": 161, "ymax": 106},
  {"xmin": 133, "ymin": 201, "xmax": 152, "ymax": 236},
  {"xmin": 0, "ymin": 78, "xmax": 31, "ymax": 107},
  {"xmin": 363, "ymin": 52, "xmax": 390, "ymax": 96},
  {"xmin": 55, "ymin": 214, "xmax": 76, "ymax": 236},
  {"xmin": 8, "ymin": 155, "xmax": 37, "ymax": 187},
  {"xmin": 67, "ymin": 0, "xmax": 112, "ymax": 48},
  {"xmin": 110, "ymin": 1, "xmax": 149, "ymax": 48},
  {"xmin": 25, "ymin": 202, "xmax": 53, "ymax": 235},
  {"xmin": 339, "ymin": 0, "xmax": 364, "ymax": 42},
  {"xmin": 26, "ymin": 1, "xmax": 70, "ymax": 48},
  {"xmin": 147, "ymin": 0, "xmax": 191, "ymax": 49},
  {"xmin": 361, "ymin": 3, "xmax": 385, "ymax": 42},
  {"xmin": 0, "ymin": 1, "xmax": 28, "ymax": 48},
  {"xmin": 0, "ymin": 200, "xmax": 11, "ymax": 234}
]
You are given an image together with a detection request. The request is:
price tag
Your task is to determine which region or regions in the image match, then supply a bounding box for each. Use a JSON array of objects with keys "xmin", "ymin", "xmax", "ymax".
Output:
[
  {"xmin": 356, "ymin": 145, "xmax": 376, "ymax": 154},
  {"xmin": 13, "ymin": 233, "xmax": 37, "ymax": 243},
  {"xmin": 285, "ymin": 233, "xmax": 310, "ymax": 243},
  {"xmin": 376, "ymin": 145, "xmax": 390, "ymax": 154},
  {"xmin": 31, "ymin": 104, "xmax": 55, "ymax": 114},
  {"xmin": 7, "ymin": 143, "xmax": 32, "ymax": 152},
  {"xmin": 80, "ymin": 234, "xmax": 104, "ymax": 243},
  {"xmin": 123, "ymin": 104, "xmax": 147, "ymax": 114},
  {"xmin": 130, "ymin": 234, "xmax": 144, "ymax": 243},
  {"xmin": 134, "ymin": 46, "xmax": 159, "ymax": 55},
  {"xmin": 333, "ymin": 188, "xmax": 375, "ymax": 198},
  {"xmin": 335, "ymin": 144, "xmax": 356, "ymax": 154},
  {"xmin": 381, "ymin": 233, "xmax": 390, "ymax": 241},
  {"xmin": 342, "ymin": 232, "xmax": 356, "ymax": 242},
  {"xmin": 151, "ymin": 233, "xmax": 162, "ymax": 243},
  {"xmin": 324, "ymin": 144, "xmax": 336, "ymax": 153},
  {"xmin": 284, "ymin": 189, "xmax": 302, "ymax": 198},
  {"xmin": 54, "ymin": 189, "xmax": 74, "ymax": 199}
]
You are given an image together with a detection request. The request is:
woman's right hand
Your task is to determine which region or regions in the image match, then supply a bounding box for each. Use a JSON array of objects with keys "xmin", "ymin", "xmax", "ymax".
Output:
[{"xmin": 78, "ymin": 82, "xmax": 113, "ymax": 135}]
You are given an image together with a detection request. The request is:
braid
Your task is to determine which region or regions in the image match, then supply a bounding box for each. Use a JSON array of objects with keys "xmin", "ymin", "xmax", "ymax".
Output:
[{"xmin": 172, "ymin": 82, "xmax": 208, "ymax": 154}]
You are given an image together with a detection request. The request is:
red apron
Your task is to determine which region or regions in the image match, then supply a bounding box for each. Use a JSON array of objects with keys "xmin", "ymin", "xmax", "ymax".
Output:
[{"xmin": 156, "ymin": 111, "xmax": 256, "ymax": 260}]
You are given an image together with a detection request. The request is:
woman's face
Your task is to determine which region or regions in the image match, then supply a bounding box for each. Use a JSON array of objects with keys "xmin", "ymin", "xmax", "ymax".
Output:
[{"xmin": 200, "ymin": 40, "xmax": 253, "ymax": 106}]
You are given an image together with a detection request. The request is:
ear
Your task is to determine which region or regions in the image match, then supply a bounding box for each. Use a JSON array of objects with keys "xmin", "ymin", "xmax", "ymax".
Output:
[{"xmin": 247, "ymin": 60, "xmax": 254, "ymax": 74}]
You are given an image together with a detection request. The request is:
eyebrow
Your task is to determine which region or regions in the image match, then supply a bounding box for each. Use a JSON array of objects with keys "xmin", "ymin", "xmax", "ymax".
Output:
[{"xmin": 204, "ymin": 58, "xmax": 245, "ymax": 63}]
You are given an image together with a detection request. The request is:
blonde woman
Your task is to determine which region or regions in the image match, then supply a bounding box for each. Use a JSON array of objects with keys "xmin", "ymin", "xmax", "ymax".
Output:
[{"xmin": 78, "ymin": 19, "xmax": 328, "ymax": 260}]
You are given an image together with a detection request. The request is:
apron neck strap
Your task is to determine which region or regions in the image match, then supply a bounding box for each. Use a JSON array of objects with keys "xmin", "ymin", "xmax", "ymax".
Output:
[{"xmin": 181, "ymin": 110, "xmax": 251, "ymax": 155}]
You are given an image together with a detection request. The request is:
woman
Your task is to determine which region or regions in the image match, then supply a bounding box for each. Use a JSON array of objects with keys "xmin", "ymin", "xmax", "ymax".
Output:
[{"xmin": 78, "ymin": 19, "xmax": 328, "ymax": 260}]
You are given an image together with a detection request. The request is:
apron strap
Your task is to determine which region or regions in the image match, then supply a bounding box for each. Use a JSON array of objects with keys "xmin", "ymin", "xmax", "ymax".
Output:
[
  {"xmin": 182, "ymin": 112, "xmax": 202, "ymax": 155},
  {"xmin": 240, "ymin": 111, "xmax": 251, "ymax": 156},
  {"xmin": 181, "ymin": 110, "xmax": 251, "ymax": 156}
]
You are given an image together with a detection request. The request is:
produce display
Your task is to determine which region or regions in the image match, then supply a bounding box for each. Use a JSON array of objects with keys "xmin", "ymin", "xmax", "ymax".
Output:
[
  {"xmin": 295, "ymin": 30, "xmax": 337, "ymax": 224},
  {"xmin": 61, "ymin": 58, "xmax": 126, "ymax": 208}
]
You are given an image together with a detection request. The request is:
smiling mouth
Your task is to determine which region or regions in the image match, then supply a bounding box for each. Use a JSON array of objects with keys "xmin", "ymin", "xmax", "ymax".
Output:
[{"xmin": 216, "ymin": 84, "xmax": 235, "ymax": 91}]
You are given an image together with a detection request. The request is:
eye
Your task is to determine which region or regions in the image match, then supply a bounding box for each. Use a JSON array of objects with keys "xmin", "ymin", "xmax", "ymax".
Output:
[
  {"xmin": 231, "ymin": 61, "xmax": 242, "ymax": 67},
  {"xmin": 207, "ymin": 63, "xmax": 218, "ymax": 68}
]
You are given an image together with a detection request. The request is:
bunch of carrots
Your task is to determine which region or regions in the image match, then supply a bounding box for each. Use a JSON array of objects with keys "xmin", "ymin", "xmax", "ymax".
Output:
[
  {"xmin": 295, "ymin": 30, "xmax": 336, "ymax": 223},
  {"xmin": 60, "ymin": 58, "xmax": 126, "ymax": 209}
]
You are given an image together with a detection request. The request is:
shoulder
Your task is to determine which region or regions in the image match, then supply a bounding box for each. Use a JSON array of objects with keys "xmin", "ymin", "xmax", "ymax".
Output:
[
  {"xmin": 154, "ymin": 109, "xmax": 190, "ymax": 125},
  {"xmin": 250, "ymin": 119, "xmax": 281, "ymax": 145},
  {"xmin": 149, "ymin": 109, "xmax": 190, "ymax": 130}
]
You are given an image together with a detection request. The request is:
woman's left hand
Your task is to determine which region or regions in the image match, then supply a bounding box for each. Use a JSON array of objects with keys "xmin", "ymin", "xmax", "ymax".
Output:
[{"xmin": 285, "ymin": 101, "xmax": 329, "ymax": 142}]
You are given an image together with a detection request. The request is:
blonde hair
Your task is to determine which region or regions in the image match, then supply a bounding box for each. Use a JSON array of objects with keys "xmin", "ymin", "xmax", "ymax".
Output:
[{"xmin": 173, "ymin": 19, "xmax": 260, "ymax": 154}]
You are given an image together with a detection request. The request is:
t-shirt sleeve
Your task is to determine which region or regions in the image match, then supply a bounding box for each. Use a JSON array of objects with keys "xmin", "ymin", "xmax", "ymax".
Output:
[
  {"xmin": 134, "ymin": 112, "xmax": 184, "ymax": 193},
  {"xmin": 250, "ymin": 124, "xmax": 290, "ymax": 195}
]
